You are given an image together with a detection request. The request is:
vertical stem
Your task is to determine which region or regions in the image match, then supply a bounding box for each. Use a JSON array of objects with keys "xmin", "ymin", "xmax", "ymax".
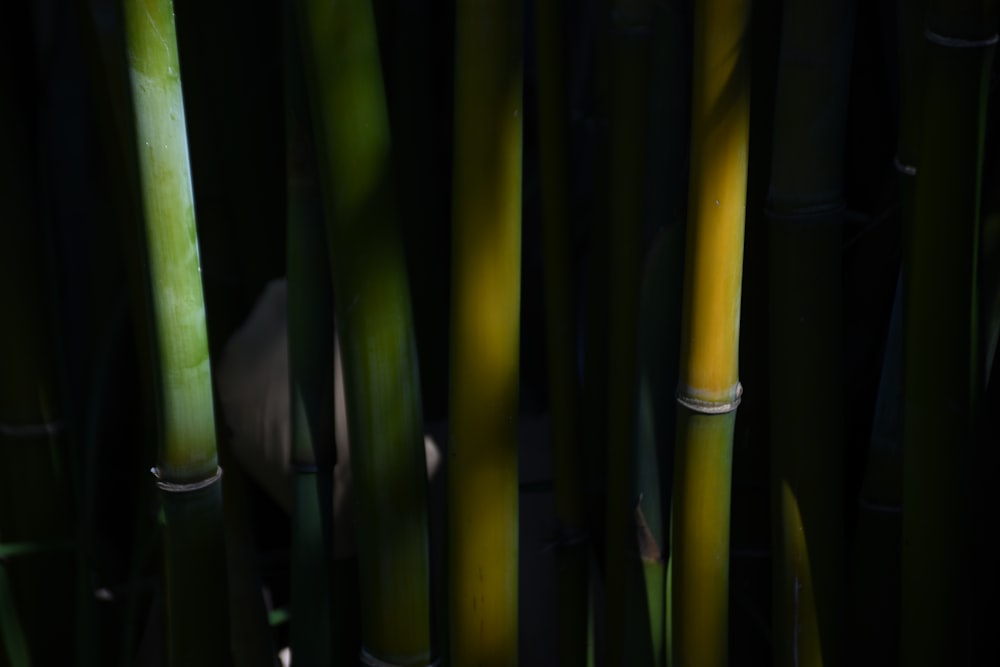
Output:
[
  {"xmin": 122, "ymin": 0, "xmax": 229, "ymax": 663},
  {"xmin": 449, "ymin": 0, "xmax": 523, "ymax": 664},
  {"xmin": 605, "ymin": 0, "xmax": 654, "ymax": 663},
  {"xmin": 285, "ymin": 2, "xmax": 336, "ymax": 661},
  {"xmin": 766, "ymin": 0, "xmax": 854, "ymax": 664},
  {"xmin": 901, "ymin": 2, "xmax": 997, "ymax": 664},
  {"xmin": 670, "ymin": 0, "xmax": 751, "ymax": 663},
  {"xmin": 295, "ymin": 0, "xmax": 435, "ymax": 663},
  {"xmin": 534, "ymin": 1, "xmax": 589, "ymax": 664}
]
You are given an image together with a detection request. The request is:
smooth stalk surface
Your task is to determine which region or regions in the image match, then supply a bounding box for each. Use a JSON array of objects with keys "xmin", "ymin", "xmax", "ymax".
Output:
[
  {"xmin": 295, "ymin": 0, "xmax": 435, "ymax": 663},
  {"xmin": 285, "ymin": 6, "xmax": 336, "ymax": 660},
  {"xmin": 123, "ymin": 1, "xmax": 229, "ymax": 663},
  {"xmin": 534, "ymin": 1, "xmax": 589, "ymax": 664},
  {"xmin": 670, "ymin": 0, "xmax": 751, "ymax": 663},
  {"xmin": 449, "ymin": 0, "xmax": 523, "ymax": 664},
  {"xmin": 901, "ymin": 2, "xmax": 997, "ymax": 664},
  {"xmin": 766, "ymin": 0, "xmax": 854, "ymax": 663}
]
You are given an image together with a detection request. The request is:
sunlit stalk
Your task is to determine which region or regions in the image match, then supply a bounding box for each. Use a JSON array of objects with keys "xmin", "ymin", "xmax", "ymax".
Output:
[
  {"xmin": 122, "ymin": 0, "xmax": 229, "ymax": 663},
  {"xmin": 669, "ymin": 0, "xmax": 751, "ymax": 662}
]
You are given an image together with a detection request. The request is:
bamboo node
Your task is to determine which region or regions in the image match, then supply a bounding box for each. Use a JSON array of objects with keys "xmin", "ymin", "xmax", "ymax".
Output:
[
  {"xmin": 0, "ymin": 420, "xmax": 63, "ymax": 438},
  {"xmin": 924, "ymin": 29, "xmax": 998, "ymax": 49},
  {"xmin": 675, "ymin": 383, "xmax": 742, "ymax": 414},
  {"xmin": 893, "ymin": 155, "xmax": 917, "ymax": 177},
  {"xmin": 151, "ymin": 466, "xmax": 223, "ymax": 493},
  {"xmin": 359, "ymin": 648, "xmax": 440, "ymax": 667}
]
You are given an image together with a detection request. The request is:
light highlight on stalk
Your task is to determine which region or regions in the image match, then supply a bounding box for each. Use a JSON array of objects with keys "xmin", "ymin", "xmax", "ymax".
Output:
[
  {"xmin": 124, "ymin": 0, "xmax": 217, "ymax": 483},
  {"xmin": 123, "ymin": 2, "xmax": 229, "ymax": 664},
  {"xmin": 670, "ymin": 0, "xmax": 750, "ymax": 663}
]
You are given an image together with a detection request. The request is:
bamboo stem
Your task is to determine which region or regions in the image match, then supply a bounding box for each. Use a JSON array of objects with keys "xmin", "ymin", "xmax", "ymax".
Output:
[
  {"xmin": 294, "ymin": 0, "xmax": 435, "ymax": 662},
  {"xmin": 122, "ymin": 1, "xmax": 230, "ymax": 663},
  {"xmin": 449, "ymin": 0, "xmax": 523, "ymax": 663},
  {"xmin": 901, "ymin": 2, "xmax": 997, "ymax": 663},
  {"xmin": 766, "ymin": 0, "xmax": 854, "ymax": 664},
  {"xmin": 285, "ymin": 4, "xmax": 336, "ymax": 660},
  {"xmin": 670, "ymin": 0, "xmax": 751, "ymax": 662},
  {"xmin": 534, "ymin": 1, "xmax": 589, "ymax": 664},
  {"xmin": 605, "ymin": 1, "xmax": 654, "ymax": 663}
]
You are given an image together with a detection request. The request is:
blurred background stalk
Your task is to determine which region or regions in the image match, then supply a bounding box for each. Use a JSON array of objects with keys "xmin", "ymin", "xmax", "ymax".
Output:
[
  {"xmin": 901, "ymin": 1, "xmax": 997, "ymax": 664},
  {"xmin": 0, "ymin": 20, "xmax": 76, "ymax": 664},
  {"xmin": 603, "ymin": 0, "xmax": 655, "ymax": 664},
  {"xmin": 284, "ymin": 3, "xmax": 337, "ymax": 662},
  {"xmin": 765, "ymin": 0, "xmax": 854, "ymax": 664},
  {"xmin": 534, "ymin": 0, "xmax": 590, "ymax": 664},
  {"xmin": 295, "ymin": 0, "xmax": 436, "ymax": 663},
  {"xmin": 448, "ymin": 0, "xmax": 523, "ymax": 664}
]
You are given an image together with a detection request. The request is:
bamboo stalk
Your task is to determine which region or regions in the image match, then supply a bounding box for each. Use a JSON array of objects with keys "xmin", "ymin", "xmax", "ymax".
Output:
[
  {"xmin": 766, "ymin": 0, "xmax": 854, "ymax": 664},
  {"xmin": 449, "ymin": 0, "xmax": 522, "ymax": 664},
  {"xmin": 534, "ymin": 1, "xmax": 589, "ymax": 664},
  {"xmin": 604, "ymin": 1, "xmax": 654, "ymax": 663},
  {"xmin": 850, "ymin": 275, "xmax": 903, "ymax": 665},
  {"xmin": 122, "ymin": 1, "xmax": 230, "ymax": 663},
  {"xmin": 0, "ymin": 22, "xmax": 77, "ymax": 666},
  {"xmin": 669, "ymin": 0, "xmax": 751, "ymax": 662},
  {"xmin": 901, "ymin": 2, "xmax": 997, "ymax": 664},
  {"xmin": 294, "ymin": 0, "xmax": 435, "ymax": 663},
  {"xmin": 285, "ymin": 4, "xmax": 336, "ymax": 661}
]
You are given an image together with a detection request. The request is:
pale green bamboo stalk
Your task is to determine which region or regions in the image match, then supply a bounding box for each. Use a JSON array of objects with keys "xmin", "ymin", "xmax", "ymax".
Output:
[
  {"xmin": 122, "ymin": 1, "xmax": 229, "ymax": 664},
  {"xmin": 294, "ymin": 0, "xmax": 435, "ymax": 663},
  {"xmin": 449, "ymin": 0, "xmax": 523, "ymax": 663},
  {"xmin": 669, "ymin": 0, "xmax": 751, "ymax": 663}
]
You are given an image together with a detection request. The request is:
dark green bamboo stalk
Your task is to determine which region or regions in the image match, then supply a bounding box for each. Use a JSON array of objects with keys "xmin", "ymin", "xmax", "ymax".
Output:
[
  {"xmin": 0, "ymin": 29, "xmax": 76, "ymax": 666},
  {"xmin": 901, "ymin": 2, "xmax": 997, "ymax": 664},
  {"xmin": 634, "ymin": 3, "xmax": 690, "ymax": 661},
  {"xmin": 285, "ymin": 3, "xmax": 336, "ymax": 662},
  {"xmin": 635, "ymin": 222, "xmax": 686, "ymax": 667},
  {"xmin": 669, "ymin": 0, "xmax": 751, "ymax": 663},
  {"xmin": 294, "ymin": 0, "xmax": 435, "ymax": 663},
  {"xmin": 850, "ymin": 275, "xmax": 903, "ymax": 665},
  {"xmin": 766, "ymin": 0, "xmax": 854, "ymax": 664},
  {"xmin": 449, "ymin": 0, "xmax": 523, "ymax": 664},
  {"xmin": 534, "ymin": 1, "xmax": 589, "ymax": 664},
  {"xmin": 604, "ymin": 1, "xmax": 655, "ymax": 664},
  {"xmin": 122, "ymin": 1, "xmax": 230, "ymax": 664}
]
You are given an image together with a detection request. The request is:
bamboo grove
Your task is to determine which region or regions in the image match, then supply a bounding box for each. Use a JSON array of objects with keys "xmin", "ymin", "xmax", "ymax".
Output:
[{"xmin": 2, "ymin": 0, "xmax": 999, "ymax": 665}]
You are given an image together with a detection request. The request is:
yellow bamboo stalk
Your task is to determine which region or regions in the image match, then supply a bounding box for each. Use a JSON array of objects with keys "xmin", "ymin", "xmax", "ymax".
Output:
[
  {"xmin": 449, "ymin": 0, "xmax": 523, "ymax": 663},
  {"xmin": 669, "ymin": 0, "xmax": 750, "ymax": 663}
]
